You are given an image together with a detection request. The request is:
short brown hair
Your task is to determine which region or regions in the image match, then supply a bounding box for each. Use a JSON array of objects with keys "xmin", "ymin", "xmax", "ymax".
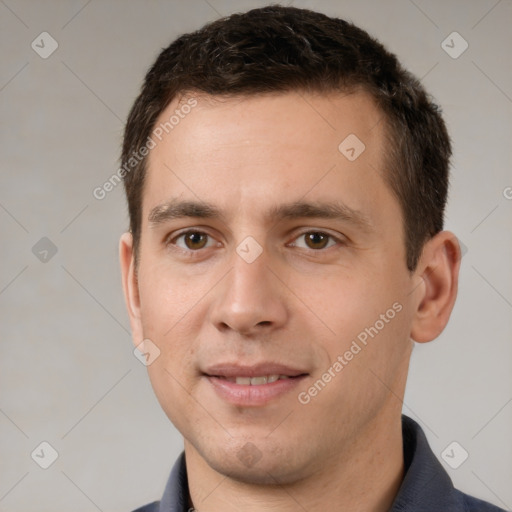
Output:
[{"xmin": 122, "ymin": 5, "xmax": 451, "ymax": 271}]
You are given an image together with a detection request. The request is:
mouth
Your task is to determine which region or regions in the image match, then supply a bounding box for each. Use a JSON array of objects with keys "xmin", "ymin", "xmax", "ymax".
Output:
[
  {"xmin": 203, "ymin": 363, "xmax": 309, "ymax": 406},
  {"xmin": 216, "ymin": 374, "xmax": 295, "ymax": 385}
]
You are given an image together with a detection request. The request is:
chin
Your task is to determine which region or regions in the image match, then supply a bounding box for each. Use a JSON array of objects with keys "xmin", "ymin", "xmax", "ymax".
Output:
[{"xmin": 199, "ymin": 440, "xmax": 311, "ymax": 486}]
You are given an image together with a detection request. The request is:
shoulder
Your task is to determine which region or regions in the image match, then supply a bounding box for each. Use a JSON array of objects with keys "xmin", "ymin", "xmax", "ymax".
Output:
[
  {"xmin": 458, "ymin": 490, "xmax": 507, "ymax": 512},
  {"xmin": 130, "ymin": 501, "xmax": 160, "ymax": 512},
  {"xmin": 394, "ymin": 417, "xmax": 507, "ymax": 512},
  {"xmin": 129, "ymin": 452, "xmax": 188, "ymax": 512}
]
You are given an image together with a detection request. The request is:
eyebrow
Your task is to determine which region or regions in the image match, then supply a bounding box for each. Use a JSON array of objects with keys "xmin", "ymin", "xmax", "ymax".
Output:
[
  {"xmin": 148, "ymin": 199, "xmax": 373, "ymax": 232},
  {"xmin": 267, "ymin": 201, "xmax": 372, "ymax": 231},
  {"xmin": 148, "ymin": 200, "xmax": 225, "ymax": 225}
]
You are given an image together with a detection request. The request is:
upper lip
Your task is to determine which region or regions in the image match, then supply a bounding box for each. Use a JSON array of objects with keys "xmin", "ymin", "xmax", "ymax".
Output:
[{"xmin": 204, "ymin": 363, "xmax": 308, "ymax": 378}]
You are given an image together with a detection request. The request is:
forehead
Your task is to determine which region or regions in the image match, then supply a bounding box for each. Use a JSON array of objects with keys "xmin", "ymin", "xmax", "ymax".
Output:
[
  {"xmin": 160, "ymin": 90, "xmax": 386, "ymax": 159},
  {"xmin": 143, "ymin": 90, "xmax": 396, "ymax": 227}
]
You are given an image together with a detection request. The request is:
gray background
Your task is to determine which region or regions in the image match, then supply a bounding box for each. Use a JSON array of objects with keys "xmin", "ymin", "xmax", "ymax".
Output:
[{"xmin": 1, "ymin": 0, "xmax": 511, "ymax": 510}]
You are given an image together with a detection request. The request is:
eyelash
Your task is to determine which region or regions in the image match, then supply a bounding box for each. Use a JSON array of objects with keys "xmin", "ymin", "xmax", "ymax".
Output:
[{"xmin": 166, "ymin": 229, "xmax": 344, "ymax": 253}]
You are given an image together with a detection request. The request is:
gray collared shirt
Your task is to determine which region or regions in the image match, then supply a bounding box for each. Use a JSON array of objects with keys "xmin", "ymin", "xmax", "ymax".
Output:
[{"xmin": 132, "ymin": 415, "xmax": 506, "ymax": 512}]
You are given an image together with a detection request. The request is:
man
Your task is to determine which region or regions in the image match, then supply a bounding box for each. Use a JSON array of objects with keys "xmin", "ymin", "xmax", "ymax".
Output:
[{"xmin": 119, "ymin": 5, "xmax": 504, "ymax": 512}]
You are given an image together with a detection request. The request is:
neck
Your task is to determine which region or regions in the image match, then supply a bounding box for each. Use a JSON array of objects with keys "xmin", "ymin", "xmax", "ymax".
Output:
[{"xmin": 185, "ymin": 410, "xmax": 404, "ymax": 512}]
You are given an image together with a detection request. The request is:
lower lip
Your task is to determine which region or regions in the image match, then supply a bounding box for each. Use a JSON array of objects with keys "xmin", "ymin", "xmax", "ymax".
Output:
[{"xmin": 206, "ymin": 375, "xmax": 307, "ymax": 406}]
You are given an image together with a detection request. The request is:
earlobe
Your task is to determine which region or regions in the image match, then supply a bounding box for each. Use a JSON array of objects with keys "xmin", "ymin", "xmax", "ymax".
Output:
[
  {"xmin": 119, "ymin": 232, "xmax": 143, "ymax": 346},
  {"xmin": 410, "ymin": 231, "xmax": 461, "ymax": 343}
]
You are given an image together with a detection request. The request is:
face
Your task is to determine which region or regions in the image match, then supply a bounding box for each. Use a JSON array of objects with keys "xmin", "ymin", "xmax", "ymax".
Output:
[{"xmin": 123, "ymin": 91, "xmax": 423, "ymax": 484}]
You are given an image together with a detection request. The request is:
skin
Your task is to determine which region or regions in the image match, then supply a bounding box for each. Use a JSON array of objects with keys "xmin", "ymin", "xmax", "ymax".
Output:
[{"xmin": 120, "ymin": 90, "xmax": 460, "ymax": 512}]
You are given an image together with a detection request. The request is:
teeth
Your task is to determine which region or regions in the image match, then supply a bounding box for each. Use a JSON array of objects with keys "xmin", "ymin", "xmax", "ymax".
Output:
[
  {"xmin": 250, "ymin": 376, "xmax": 267, "ymax": 385},
  {"xmin": 227, "ymin": 374, "xmax": 287, "ymax": 385}
]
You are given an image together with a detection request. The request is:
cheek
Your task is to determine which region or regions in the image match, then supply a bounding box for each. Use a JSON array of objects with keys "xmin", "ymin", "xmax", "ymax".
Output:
[
  {"xmin": 143, "ymin": 308, "xmax": 202, "ymax": 420},
  {"xmin": 301, "ymin": 274, "xmax": 384, "ymax": 340},
  {"xmin": 145, "ymin": 359, "xmax": 196, "ymax": 435},
  {"xmin": 138, "ymin": 271, "xmax": 206, "ymax": 389},
  {"xmin": 138, "ymin": 261, "xmax": 205, "ymax": 333},
  {"xmin": 307, "ymin": 267, "xmax": 411, "ymax": 371}
]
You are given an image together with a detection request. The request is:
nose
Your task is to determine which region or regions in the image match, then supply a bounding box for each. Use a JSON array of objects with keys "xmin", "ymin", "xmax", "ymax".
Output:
[{"xmin": 209, "ymin": 247, "xmax": 288, "ymax": 337}]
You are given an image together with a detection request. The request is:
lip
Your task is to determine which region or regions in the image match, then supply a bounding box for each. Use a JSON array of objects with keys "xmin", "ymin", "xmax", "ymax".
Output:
[
  {"xmin": 203, "ymin": 363, "xmax": 309, "ymax": 407},
  {"xmin": 206, "ymin": 375, "xmax": 307, "ymax": 406},
  {"xmin": 204, "ymin": 362, "xmax": 308, "ymax": 378}
]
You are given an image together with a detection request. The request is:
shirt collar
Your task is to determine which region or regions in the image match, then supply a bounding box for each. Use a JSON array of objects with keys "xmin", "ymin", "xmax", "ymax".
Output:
[
  {"xmin": 390, "ymin": 415, "xmax": 464, "ymax": 511},
  {"xmin": 158, "ymin": 452, "xmax": 189, "ymax": 512}
]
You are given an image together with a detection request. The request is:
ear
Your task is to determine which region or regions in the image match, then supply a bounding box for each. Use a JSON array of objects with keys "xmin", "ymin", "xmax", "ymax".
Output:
[
  {"xmin": 120, "ymin": 232, "xmax": 143, "ymax": 347},
  {"xmin": 410, "ymin": 231, "xmax": 461, "ymax": 343}
]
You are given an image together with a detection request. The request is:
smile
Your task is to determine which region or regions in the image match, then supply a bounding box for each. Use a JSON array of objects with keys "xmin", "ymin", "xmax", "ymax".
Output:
[{"xmin": 220, "ymin": 375, "xmax": 291, "ymax": 385}]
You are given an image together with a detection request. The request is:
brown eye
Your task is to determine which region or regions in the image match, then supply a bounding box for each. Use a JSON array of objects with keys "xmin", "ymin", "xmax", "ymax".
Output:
[
  {"xmin": 171, "ymin": 231, "xmax": 213, "ymax": 251},
  {"xmin": 304, "ymin": 232, "xmax": 330, "ymax": 249},
  {"xmin": 183, "ymin": 232, "xmax": 208, "ymax": 250}
]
